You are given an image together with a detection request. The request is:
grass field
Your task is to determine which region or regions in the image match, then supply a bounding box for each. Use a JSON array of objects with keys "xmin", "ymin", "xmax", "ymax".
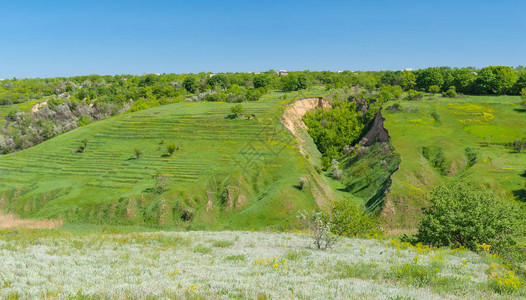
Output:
[
  {"xmin": 0, "ymin": 228, "xmax": 522, "ymax": 299},
  {"xmin": 0, "ymin": 90, "xmax": 335, "ymax": 229},
  {"xmin": 383, "ymin": 95, "xmax": 526, "ymax": 226}
]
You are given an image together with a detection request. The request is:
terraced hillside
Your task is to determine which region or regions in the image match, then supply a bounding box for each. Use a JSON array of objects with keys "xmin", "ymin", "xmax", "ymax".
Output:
[
  {"xmin": 382, "ymin": 95, "xmax": 526, "ymax": 226},
  {"xmin": 0, "ymin": 90, "xmax": 335, "ymax": 229}
]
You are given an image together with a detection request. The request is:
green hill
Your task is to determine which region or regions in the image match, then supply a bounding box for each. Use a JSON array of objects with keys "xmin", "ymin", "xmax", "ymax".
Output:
[
  {"xmin": 382, "ymin": 95, "xmax": 526, "ymax": 227},
  {"xmin": 0, "ymin": 90, "xmax": 336, "ymax": 229},
  {"xmin": 1, "ymin": 91, "xmax": 525, "ymax": 230}
]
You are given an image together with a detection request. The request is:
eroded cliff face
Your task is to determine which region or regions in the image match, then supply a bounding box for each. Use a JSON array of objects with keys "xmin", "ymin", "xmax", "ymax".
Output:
[
  {"xmin": 281, "ymin": 97, "xmax": 331, "ymax": 156},
  {"xmin": 281, "ymin": 97, "xmax": 336, "ymax": 208}
]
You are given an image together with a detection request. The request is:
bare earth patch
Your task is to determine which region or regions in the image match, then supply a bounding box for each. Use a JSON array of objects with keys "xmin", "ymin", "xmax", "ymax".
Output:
[
  {"xmin": 0, "ymin": 213, "xmax": 63, "ymax": 229},
  {"xmin": 281, "ymin": 97, "xmax": 330, "ymax": 155}
]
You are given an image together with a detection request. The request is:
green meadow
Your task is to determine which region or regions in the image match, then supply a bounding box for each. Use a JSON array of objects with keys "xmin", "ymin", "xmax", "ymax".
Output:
[
  {"xmin": 383, "ymin": 95, "xmax": 526, "ymax": 226},
  {"xmin": 0, "ymin": 90, "xmax": 335, "ymax": 229}
]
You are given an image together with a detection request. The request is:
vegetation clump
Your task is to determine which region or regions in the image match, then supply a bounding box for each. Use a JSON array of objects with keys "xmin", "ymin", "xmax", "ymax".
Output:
[
  {"xmin": 298, "ymin": 210, "xmax": 336, "ymax": 250},
  {"xmin": 230, "ymin": 104, "xmax": 244, "ymax": 117},
  {"xmin": 412, "ymin": 183, "xmax": 525, "ymax": 258},
  {"xmin": 326, "ymin": 200, "xmax": 382, "ymax": 237}
]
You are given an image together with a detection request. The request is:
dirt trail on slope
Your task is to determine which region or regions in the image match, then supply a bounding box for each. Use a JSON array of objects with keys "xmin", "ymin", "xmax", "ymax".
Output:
[
  {"xmin": 0, "ymin": 213, "xmax": 63, "ymax": 229},
  {"xmin": 281, "ymin": 97, "xmax": 330, "ymax": 155},
  {"xmin": 31, "ymin": 100, "xmax": 49, "ymax": 113}
]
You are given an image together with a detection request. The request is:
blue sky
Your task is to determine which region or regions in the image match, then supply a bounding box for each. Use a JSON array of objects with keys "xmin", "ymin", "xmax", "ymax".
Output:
[{"xmin": 1, "ymin": 0, "xmax": 525, "ymax": 78}]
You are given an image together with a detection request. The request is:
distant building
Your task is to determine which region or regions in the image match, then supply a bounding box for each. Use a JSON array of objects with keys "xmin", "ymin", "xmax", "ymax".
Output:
[
  {"xmin": 404, "ymin": 68, "xmax": 413, "ymax": 72},
  {"xmin": 276, "ymin": 70, "xmax": 288, "ymax": 76},
  {"xmin": 337, "ymin": 71, "xmax": 344, "ymax": 73},
  {"xmin": 209, "ymin": 73, "xmax": 216, "ymax": 78}
]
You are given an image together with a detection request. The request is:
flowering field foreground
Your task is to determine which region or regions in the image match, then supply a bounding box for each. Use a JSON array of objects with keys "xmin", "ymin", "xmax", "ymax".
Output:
[{"xmin": 0, "ymin": 230, "xmax": 524, "ymax": 299}]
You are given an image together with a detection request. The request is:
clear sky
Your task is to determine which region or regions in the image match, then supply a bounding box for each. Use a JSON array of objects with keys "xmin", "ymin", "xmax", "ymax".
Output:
[{"xmin": 1, "ymin": 0, "xmax": 525, "ymax": 78}]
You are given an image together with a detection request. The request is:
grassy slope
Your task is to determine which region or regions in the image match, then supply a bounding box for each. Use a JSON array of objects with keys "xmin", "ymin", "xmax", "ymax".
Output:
[
  {"xmin": 0, "ymin": 90, "xmax": 328, "ymax": 229},
  {"xmin": 383, "ymin": 95, "xmax": 526, "ymax": 226},
  {"xmin": 1, "ymin": 229, "xmax": 521, "ymax": 299}
]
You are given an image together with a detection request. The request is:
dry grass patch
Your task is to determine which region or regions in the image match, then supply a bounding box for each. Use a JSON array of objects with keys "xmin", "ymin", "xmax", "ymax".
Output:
[{"xmin": 0, "ymin": 213, "xmax": 63, "ymax": 229}]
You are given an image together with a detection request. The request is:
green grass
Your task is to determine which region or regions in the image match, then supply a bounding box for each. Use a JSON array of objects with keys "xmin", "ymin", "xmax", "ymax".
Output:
[
  {"xmin": 383, "ymin": 95, "xmax": 526, "ymax": 226},
  {"xmin": 0, "ymin": 89, "xmax": 329, "ymax": 229}
]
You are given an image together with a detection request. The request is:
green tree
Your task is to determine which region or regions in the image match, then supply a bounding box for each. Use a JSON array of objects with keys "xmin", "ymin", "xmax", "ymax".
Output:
[
  {"xmin": 253, "ymin": 74, "xmax": 271, "ymax": 89},
  {"xmin": 207, "ymin": 74, "xmax": 229, "ymax": 89},
  {"xmin": 303, "ymin": 101, "xmax": 365, "ymax": 168},
  {"xmin": 230, "ymin": 104, "xmax": 244, "ymax": 117},
  {"xmin": 452, "ymin": 68, "xmax": 476, "ymax": 94},
  {"xmin": 283, "ymin": 74, "xmax": 307, "ymax": 91},
  {"xmin": 167, "ymin": 144, "xmax": 177, "ymax": 156},
  {"xmin": 391, "ymin": 85, "xmax": 403, "ymax": 99},
  {"xmin": 414, "ymin": 183, "xmax": 524, "ymax": 253},
  {"xmin": 476, "ymin": 66, "xmax": 518, "ymax": 94},
  {"xmin": 428, "ymin": 85, "xmax": 441, "ymax": 95},
  {"xmin": 77, "ymin": 139, "xmax": 88, "ymax": 153},
  {"xmin": 400, "ymin": 71, "xmax": 416, "ymax": 91},
  {"xmin": 182, "ymin": 76, "xmax": 199, "ymax": 93},
  {"xmin": 378, "ymin": 85, "xmax": 392, "ymax": 102},
  {"xmin": 443, "ymin": 86, "xmax": 457, "ymax": 98},
  {"xmin": 520, "ymin": 88, "xmax": 526, "ymax": 105},
  {"xmin": 417, "ymin": 68, "xmax": 444, "ymax": 91}
]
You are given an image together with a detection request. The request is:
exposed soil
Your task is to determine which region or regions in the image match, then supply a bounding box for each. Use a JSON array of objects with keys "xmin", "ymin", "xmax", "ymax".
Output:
[{"xmin": 31, "ymin": 100, "xmax": 48, "ymax": 113}]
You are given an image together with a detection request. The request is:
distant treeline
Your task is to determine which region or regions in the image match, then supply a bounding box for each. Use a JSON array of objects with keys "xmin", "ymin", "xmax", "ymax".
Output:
[{"xmin": 1, "ymin": 66, "xmax": 526, "ymax": 106}]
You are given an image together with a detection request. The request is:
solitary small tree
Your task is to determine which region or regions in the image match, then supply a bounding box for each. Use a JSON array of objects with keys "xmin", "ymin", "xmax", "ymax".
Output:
[
  {"xmin": 167, "ymin": 144, "xmax": 177, "ymax": 156},
  {"xmin": 231, "ymin": 104, "xmax": 244, "ymax": 117},
  {"xmin": 154, "ymin": 173, "xmax": 169, "ymax": 193},
  {"xmin": 133, "ymin": 147, "xmax": 142, "ymax": 158},
  {"xmin": 443, "ymin": 86, "xmax": 457, "ymax": 98},
  {"xmin": 77, "ymin": 139, "xmax": 88, "ymax": 153},
  {"xmin": 521, "ymin": 88, "xmax": 526, "ymax": 106},
  {"xmin": 298, "ymin": 210, "xmax": 336, "ymax": 250}
]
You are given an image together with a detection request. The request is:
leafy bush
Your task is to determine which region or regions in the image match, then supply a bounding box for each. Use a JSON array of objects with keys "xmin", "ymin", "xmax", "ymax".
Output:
[
  {"xmin": 298, "ymin": 177, "xmax": 308, "ymax": 190},
  {"xmin": 443, "ymin": 86, "xmax": 458, "ymax": 98},
  {"xmin": 327, "ymin": 200, "xmax": 382, "ymax": 237},
  {"xmin": 428, "ymin": 85, "xmax": 441, "ymax": 94},
  {"xmin": 230, "ymin": 104, "xmax": 244, "ymax": 117},
  {"xmin": 406, "ymin": 89, "xmax": 423, "ymax": 100},
  {"xmin": 77, "ymin": 139, "xmax": 88, "ymax": 153},
  {"xmin": 298, "ymin": 210, "xmax": 336, "ymax": 250},
  {"xmin": 167, "ymin": 144, "xmax": 177, "ymax": 156},
  {"xmin": 182, "ymin": 76, "xmax": 199, "ymax": 93},
  {"xmin": 414, "ymin": 183, "xmax": 524, "ymax": 254}
]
